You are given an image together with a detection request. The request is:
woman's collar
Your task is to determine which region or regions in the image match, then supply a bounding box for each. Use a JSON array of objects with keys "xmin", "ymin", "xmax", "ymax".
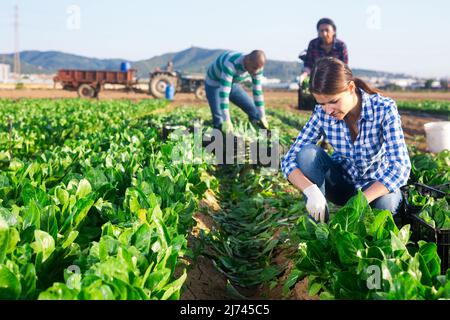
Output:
[{"xmin": 359, "ymin": 88, "xmax": 374, "ymax": 121}]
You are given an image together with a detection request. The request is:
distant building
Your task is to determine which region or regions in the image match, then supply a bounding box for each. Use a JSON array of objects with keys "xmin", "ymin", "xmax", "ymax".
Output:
[
  {"xmin": 260, "ymin": 76, "xmax": 281, "ymax": 85},
  {"xmin": 394, "ymin": 78, "xmax": 418, "ymax": 88},
  {"xmin": 431, "ymin": 80, "xmax": 441, "ymax": 89},
  {"xmin": 360, "ymin": 75, "xmax": 428, "ymax": 90},
  {"xmin": 410, "ymin": 81, "xmax": 425, "ymax": 89},
  {"xmin": 0, "ymin": 64, "xmax": 10, "ymax": 83}
]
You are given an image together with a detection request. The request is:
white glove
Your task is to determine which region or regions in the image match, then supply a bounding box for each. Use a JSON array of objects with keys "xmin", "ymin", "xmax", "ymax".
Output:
[
  {"xmin": 260, "ymin": 116, "xmax": 270, "ymax": 130},
  {"xmin": 221, "ymin": 120, "xmax": 234, "ymax": 134},
  {"xmin": 303, "ymin": 184, "xmax": 328, "ymax": 223}
]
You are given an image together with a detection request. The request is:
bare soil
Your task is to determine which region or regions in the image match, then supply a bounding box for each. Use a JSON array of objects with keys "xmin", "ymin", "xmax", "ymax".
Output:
[
  {"xmin": 181, "ymin": 189, "xmax": 230, "ymax": 300},
  {"xmin": 181, "ymin": 187, "xmax": 316, "ymax": 300},
  {"xmin": 1, "ymin": 88, "xmax": 450, "ymax": 102}
]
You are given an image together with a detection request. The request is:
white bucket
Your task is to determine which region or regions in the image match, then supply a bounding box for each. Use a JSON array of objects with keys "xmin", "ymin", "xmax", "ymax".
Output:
[{"xmin": 424, "ymin": 121, "xmax": 450, "ymax": 153}]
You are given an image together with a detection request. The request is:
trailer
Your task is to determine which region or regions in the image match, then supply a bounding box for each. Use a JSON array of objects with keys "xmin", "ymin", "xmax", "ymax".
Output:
[{"xmin": 54, "ymin": 69, "xmax": 138, "ymax": 98}]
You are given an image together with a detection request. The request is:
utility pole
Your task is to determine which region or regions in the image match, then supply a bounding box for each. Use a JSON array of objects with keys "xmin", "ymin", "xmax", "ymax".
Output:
[{"xmin": 14, "ymin": 4, "xmax": 21, "ymax": 78}]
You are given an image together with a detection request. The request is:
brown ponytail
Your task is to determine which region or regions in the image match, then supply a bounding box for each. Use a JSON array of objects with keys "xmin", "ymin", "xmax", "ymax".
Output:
[
  {"xmin": 353, "ymin": 77, "xmax": 380, "ymax": 95},
  {"xmin": 310, "ymin": 57, "xmax": 381, "ymax": 95}
]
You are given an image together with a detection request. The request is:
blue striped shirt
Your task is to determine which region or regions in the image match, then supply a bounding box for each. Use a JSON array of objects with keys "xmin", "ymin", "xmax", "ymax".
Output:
[{"xmin": 281, "ymin": 89, "xmax": 411, "ymax": 192}]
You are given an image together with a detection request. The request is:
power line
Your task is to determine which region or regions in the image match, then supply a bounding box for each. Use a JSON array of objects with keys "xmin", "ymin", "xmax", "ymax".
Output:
[{"xmin": 14, "ymin": 4, "xmax": 21, "ymax": 77}]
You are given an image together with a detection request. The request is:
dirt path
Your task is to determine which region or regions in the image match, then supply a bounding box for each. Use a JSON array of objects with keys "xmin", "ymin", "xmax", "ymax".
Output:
[
  {"xmin": 181, "ymin": 239, "xmax": 230, "ymax": 300},
  {"xmin": 1, "ymin": 88, "xmax": 450, "ymax": 102},
  {"xmin": 400, "ymin": 111, "xmax": 449, "ymax": 151},
  {"xmin": 182, "ymin": 200, "xmax": 318, "ymax": 300},
  {"xmin": 181, "ymin": 191, "xmax": 231, "ymax": 300},
  {"xmin": 180, "ymin": 167, "xmax": 316, "ymax": 301}
]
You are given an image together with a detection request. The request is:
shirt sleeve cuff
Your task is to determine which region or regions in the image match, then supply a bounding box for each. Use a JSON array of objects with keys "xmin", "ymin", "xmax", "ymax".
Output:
[
  {"xmin": 282, "ymin": 163, "xmax": 298, "ymax": 179},
  {"xmin": 379, "ymin": 171, "xmax": 404, "ymax": 193}
]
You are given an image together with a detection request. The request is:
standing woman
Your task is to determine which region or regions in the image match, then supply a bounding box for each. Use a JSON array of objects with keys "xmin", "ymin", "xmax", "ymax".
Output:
[
  {"xmin": 299, "ymin": 18, "xmax": 349, "ymax": 86},
  {"xmin": 282, "ymin": 57, "xmax": 411, "ymax": 223}
]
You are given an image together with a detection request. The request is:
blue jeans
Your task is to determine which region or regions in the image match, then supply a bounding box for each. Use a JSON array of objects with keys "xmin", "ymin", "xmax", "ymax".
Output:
[
  {"xmin": 296, "ymin": 144, "xmax": 403, "ymax": 215},
  {"xmin": 205, "ymin": 83, "xmax": 261, "ymax": 129}
]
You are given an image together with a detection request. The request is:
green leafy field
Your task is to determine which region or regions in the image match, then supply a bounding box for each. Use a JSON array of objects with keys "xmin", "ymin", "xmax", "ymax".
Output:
[
  {"xmin": 0, "ymin": 99, "xmax": 214, "ymax": 299},
  {"xmin": 397, "ymin": 100, "xmax": 450, "ymax": 114},
  {"xmin": 0, "ymin": 98, "xmax": 448, "ymax": 300}
]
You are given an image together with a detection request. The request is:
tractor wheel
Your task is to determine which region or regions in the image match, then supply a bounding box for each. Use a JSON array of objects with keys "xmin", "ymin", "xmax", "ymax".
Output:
[
  {"xmin": 194, "ymin": 84, "xmax": 206, "ymax": 101},
  {"xmin": 149, "ymin": 74, "xmax": 176, "ymax": 99},
  {"xmin": 77, "ymin": 84, "xmax": 95, "ymax": 98}
]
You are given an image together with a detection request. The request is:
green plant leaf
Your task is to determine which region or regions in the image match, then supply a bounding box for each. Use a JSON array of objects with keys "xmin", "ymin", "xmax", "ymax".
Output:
[
  {"xmin": 308, "ymin": 281, "xmax": 322, "ymax": 296},
  {"xmin": 331, "ymin": 190, "xmax": 368, "ymax": 233},
  {"xmin": 0, "ymin": 226, "xmax": 9, "ymax": 264},
  {"xmin": 30, "ymin": 230, "xmax": 55, "ymax": 263},
  {"xmin": 144, "ymin": 268, "xmax": 171, "ymax": 292},
  {"xmin": 0, "ymin": 264, "xmax": 21, "ymax": 299},
  {"xmin": 23, "ymin": 200, "xmax": 41, "ymax": 230},
  {"xmin": 335, "ymin": 231, "xmax": 364, "ymax": 266},
  {"xmin": 38, "ymin": 283, "xmax": 79, "ymax": 300},
  {"xmin": 76, "ymin": 179, "xmax": 92, "ymax": 199}
]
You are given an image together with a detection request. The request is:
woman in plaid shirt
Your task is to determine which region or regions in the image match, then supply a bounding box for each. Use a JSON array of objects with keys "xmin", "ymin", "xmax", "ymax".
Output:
[
  {"xmin": 299, "ymin": 18, "xmax": 348, "ymax": 86},
  {"xmin": 282, "ymin": 57, "xmax": 411, "ymax": 223}
]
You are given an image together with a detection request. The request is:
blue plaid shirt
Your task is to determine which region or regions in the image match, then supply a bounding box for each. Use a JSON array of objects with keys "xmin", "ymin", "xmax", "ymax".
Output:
[{"xmin": 281, "ymin": 89, "xmax": 411, "ymax": 192}]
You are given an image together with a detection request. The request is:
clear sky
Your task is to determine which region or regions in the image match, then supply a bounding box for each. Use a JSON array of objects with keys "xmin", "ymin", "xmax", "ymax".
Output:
[{"xmin": 0, "ymin": 0, "xmax": 449, "ymax": 78}]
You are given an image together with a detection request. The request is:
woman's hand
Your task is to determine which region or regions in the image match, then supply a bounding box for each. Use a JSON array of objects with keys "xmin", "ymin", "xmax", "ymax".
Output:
[
  {"xmin": 303, "ymin": 184, "xmax": 328, "ymax": 223},
  {"xmin": 287, "ymin": 169, "xmax": 329, "ymax": 222}
]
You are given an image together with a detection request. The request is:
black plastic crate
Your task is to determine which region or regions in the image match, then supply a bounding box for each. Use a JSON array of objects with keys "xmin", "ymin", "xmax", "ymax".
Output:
[
  {"xmin": 203, "ymin": 132, "xmax": 280, "ymax": 168},
  {"xmin": 410, "ymin": 213, "xmax": 450, "ymax": 275},
  {"xmin": 399, "ymin": 186, "xmax": 421, "ymax": 227},
  {"xmin": 414, "ymin": 182, "xmax": 447, "ymax": 198},
  {"xmin": 402, "ymin": 195, "xmax": 421, "ymax": 225},
  {"xmin": 402, "ymin": 184, "xmax": 450, "ymax": 274},
  {"xmin": 401, "ymin": 183, "xmax": 447, "ymax": 221}
]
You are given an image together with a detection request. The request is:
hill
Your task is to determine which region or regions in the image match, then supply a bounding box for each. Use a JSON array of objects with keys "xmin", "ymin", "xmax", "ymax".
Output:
[{"xmin": 0, "ymin": 47, "xmax": 411, "ymax": 82}]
